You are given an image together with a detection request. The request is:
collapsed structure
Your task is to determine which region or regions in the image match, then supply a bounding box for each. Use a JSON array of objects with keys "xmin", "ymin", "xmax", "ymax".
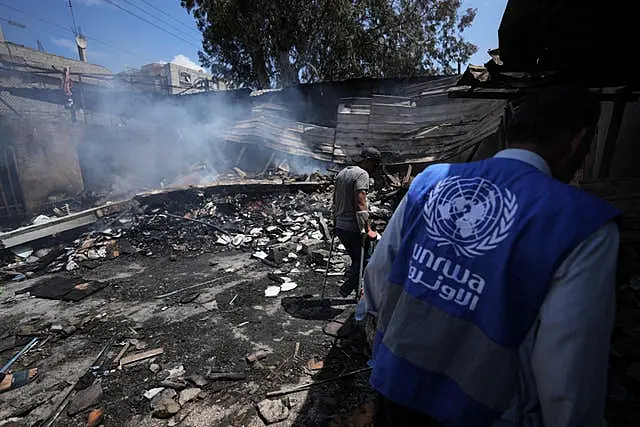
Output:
[{"xmin": 1, "ymin": 0, "xmax": 640, "ymax": 425}]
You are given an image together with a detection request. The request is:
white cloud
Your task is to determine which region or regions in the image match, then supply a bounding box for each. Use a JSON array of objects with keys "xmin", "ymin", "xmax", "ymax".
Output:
[
  {"xmin": 170, "ymin": 54, "xmax": 205, "ymax": 72},
  {"xmin": 51, "ymin": 38, "xmax": 76, "ymax": 51}
]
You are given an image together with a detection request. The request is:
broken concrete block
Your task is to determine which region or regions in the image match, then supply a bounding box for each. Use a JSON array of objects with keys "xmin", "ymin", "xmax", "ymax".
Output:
[
  {"xmin": 187, "ymin": 374, "xmax": 209, "ymax": 387},
  {"xmin": 178, "ymin": 388, "xmax": 202, "ymax": 406},
  {"xmin": 301, "ymin": 239, "xmax": 325, "ymax": 255},
  {"xmin": 311, "ymin": 249, "xmax": 330, "ymax": 264},
  {"xmin": 265, "ymin": 286, "xmax": 281, "ymax": 297},
  {"xmin": 257, "ymin": 399, "xmax": 290, "ymax": 424},
  {"xmin": 67, "ymin": 383, "xmax": 103, "ymax": 416},
  {"xmin": 160, "ymin": 379, "xmax": 188, "ymax": 390},
  {"xmin": 144, "ymin": 387, "xmax": 165, "ymax": 400},
  {"xmin": 149, "ymin": 364, "xmax": 161, "ymax": 373},
  {"xmin": 151, "ymin": 389, "xmax": 181, "ymax": 418}
]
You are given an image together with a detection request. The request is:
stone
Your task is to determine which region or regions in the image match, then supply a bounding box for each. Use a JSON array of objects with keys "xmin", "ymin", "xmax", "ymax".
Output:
[
  {"xmin": 151, "ymin": 389, "xmax": 181, "ymax": 419},
  {"xmin": 150, "ymin": 363, "xmax": 161, "ymax": 373},
  {"xmin": 144, "ymin": 387, "xmax": 164, "ymax": 400},
  {"xmin": 178, "ymin": 387, "xmax": 202, "ymax": 406},
  {"xmin": 301, "ymin": 238, "xmax": 325, "ymax": 256},
  {"xmin": 167, "ymin": 365, "xmax": 186, "ymax": 380},
  {"xmin": 257, "ymin": 399, "xmax": 290, "ymax": 424},
  {"xmin": 203, "ymin": 300, "xmax": 219, "ymax": 311},
  {"xmin": 311, "ymin": 249, "xmax": 330, "ymax": 264},
  {"xmin": 187, "ymin": 374, "xmax": 209, "ymax": 387},
  {"xmin": 160, "ymin": 379, "xmax": 188, "ymax": 390},
  {"xmin": 67, "ymin": 383, "xmax": 103, "ymax": 416},
  {"xmin": 246, "ymin": 382, "xmax": 260, "ymax": 395}
]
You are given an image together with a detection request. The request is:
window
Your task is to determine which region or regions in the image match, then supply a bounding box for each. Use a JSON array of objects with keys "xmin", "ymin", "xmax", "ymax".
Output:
[{"xmin": 179, "ymin": 72, "xmax": 192, "ymax": 85}]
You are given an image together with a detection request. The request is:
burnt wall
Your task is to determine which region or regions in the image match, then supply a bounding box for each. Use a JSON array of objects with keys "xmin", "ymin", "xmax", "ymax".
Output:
[{"xmin": 3, "ymin": 120, "xmax": 84, "ymax": 215}]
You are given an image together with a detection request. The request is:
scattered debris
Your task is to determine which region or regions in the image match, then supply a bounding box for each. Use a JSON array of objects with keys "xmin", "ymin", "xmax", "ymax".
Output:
[
  {"xmin": 144, "ymin": 388, "xmax": 165, "ymax": 400},
  {"xmin": 149, "ymin": 364, "xmax": 161, "ymax": 374},
  {"xmin": 280, "ymin": 281, "xmax": 298, "ymax": 292},
  {"xmin": 246, "ymin": 350, "xmax": 271, "ymax": 364},
  {"xmin": 257, "ymin": 398, "xmax": 290, "ymax": 424},
  {"xmin": 68, "ymin": 383, "xmax": 103, "ymax": 416},
  {"xmin": 86, "ymin": 409, "xmax": 105, "ymax": 427},
  {"xmin": 307, "ymin": 358, "xmax": 324, "ymax": 371},
  {"xmin": 265, "ymin": 286, "xmax": 281, "ymax": 297},
  {"xmin": 154, "ymin": 276, "xmax": 231, "ymax": 299},
  {"xmin": 267, "ymin": 367, "xmax": 372, "ymax": 398},
  {"xmin": 206, "ymin": 371, "xmax": 247, "ymax": 381},
  {"xmin": 119, "ymin": 348, "xmax": 164, "ymax": 367},
  {"xmin": 178, "ymin": 388, "xmax": 202, "ymax": 406},
  {"xmin": 0, "ymin": 337, "xmax": 38, "ymax": 373},
  {"xmin": 151, "ymin": 389, "xmax": 181, "ymax": 419},
  {"xmin": 187, "ymin": 374, "xmax": 209, "ymax": 387},
  {"xmin": 113, "ymin": 342, "xmax": 131, "ymax": 366}
]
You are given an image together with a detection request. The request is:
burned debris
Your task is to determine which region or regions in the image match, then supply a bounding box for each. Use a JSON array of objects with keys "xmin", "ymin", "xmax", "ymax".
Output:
[{"xmin": 0, "ymin": 169, "xmax": 403, "ymax": 426}]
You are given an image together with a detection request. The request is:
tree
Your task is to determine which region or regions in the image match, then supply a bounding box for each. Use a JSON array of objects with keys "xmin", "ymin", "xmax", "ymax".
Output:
[{"xmin": 181, "ymin": 0, "xmax": 477, "ymax": 89}]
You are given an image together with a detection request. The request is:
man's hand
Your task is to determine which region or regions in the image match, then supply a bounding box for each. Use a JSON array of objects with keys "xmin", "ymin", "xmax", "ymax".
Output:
[
  {"xmin": 367, "ymin": 229, "xmax": 378, "ymax": 240},
  {"xmin": 402, "ymin": 175, "xmax": 413, "ymax": 189}
]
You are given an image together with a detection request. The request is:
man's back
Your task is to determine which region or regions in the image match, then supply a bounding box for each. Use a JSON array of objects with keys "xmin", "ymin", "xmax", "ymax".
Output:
[
  {"xmin": 365, "ymin": 153, "xmax": 619, "ymax": 427},
  {"xmin": 334, "ymin": 165, "xmax": 369, "ymax": 232}
]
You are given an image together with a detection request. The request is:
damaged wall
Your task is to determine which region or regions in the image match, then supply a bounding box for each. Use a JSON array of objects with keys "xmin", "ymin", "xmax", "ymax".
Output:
[
  {"xmin": 1, "ymin": 119, "xmax": 84, "ymax": 215},
  {"xmin": 0, "ymin": 41, "xmax": 113, "ymax": 222}
]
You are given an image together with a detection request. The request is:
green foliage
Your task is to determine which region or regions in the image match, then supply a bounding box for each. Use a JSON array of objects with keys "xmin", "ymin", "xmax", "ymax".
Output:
[{"xmin": 182, "ymin": 0, "xmax": 477, "ymax": 88}]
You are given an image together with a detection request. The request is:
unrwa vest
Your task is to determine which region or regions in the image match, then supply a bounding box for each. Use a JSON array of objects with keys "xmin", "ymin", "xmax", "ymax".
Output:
[{"xmin": 371, "ymin": 158, "xmax": 620, "ymax": 427}]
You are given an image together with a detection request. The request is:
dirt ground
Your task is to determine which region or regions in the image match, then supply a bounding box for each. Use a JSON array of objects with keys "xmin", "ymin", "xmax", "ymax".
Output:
[{"xmin": 0, "ymin": 248, "xmax": 376, "ymax": 426}]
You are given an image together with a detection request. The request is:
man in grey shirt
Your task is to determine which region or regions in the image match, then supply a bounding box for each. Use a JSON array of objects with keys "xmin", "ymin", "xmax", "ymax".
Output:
[{"xmin": 333, "ymin": 147, "xmax": 381, "ymax": 297}]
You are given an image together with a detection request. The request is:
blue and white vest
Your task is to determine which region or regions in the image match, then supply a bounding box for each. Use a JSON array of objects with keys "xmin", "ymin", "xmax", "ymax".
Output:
[{"xmin": 371, "ymin": 158, "xmax": 620, "ymax": 427}]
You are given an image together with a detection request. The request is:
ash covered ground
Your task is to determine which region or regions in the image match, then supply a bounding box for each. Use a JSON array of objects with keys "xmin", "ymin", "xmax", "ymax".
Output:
[{"xmin": 0, "ymin": 182, "xmax": 394, "ymax": 427}]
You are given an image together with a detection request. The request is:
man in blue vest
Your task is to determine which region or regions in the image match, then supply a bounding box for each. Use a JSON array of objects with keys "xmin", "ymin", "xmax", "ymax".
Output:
[{"xmin": 362, "ymin": 86, "xmax": 620, "ymax": 427}]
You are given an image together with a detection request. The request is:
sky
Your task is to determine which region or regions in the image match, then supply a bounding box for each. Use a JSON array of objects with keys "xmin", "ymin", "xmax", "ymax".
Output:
[{"xmin": 0, "ymin": 0, "xmax": 507, "ymax": 74}]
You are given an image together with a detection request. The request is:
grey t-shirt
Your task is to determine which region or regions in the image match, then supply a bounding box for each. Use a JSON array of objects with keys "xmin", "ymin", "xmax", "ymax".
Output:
[{"xmin": 334, "ymin": 166, "xmax": 370, "ymax": 232}]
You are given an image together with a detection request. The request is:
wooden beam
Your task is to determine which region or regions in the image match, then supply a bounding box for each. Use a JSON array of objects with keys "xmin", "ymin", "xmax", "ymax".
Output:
[{"xmin": 596, "ymin": 100, "xmax": 626, "ymax": 178}]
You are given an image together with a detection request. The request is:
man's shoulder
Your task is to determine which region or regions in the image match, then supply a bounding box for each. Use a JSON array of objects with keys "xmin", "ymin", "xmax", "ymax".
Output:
[{"xmin": 337, "ymin": 166, "xmax": 369, "ymax": 181}]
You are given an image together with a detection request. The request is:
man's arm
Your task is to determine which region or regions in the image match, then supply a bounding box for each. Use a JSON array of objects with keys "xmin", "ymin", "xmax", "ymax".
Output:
[
  {"xmin": 362, "ymin": 197, "xmax": 407, "ymax": 317},
  {"xmin": 532, "ymin": 222, "xmax": 619, "ymax": 427},
  {"xmin": 355, "ymin": 172, "xmax": 376, "ymax": 237}
]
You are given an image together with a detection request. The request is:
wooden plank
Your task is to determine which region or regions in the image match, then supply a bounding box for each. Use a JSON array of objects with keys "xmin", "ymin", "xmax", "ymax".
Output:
[
  {"xmin": 119, "ymin": 348, "xmax": 164, "ymax": 367},
  {"xmin": 0, "ymin": 201, "xmax": 131, "ymax": 249}
]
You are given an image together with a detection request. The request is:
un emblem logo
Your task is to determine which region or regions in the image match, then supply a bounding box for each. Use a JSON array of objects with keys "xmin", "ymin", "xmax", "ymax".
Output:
[{"xmin": 423, "ymin": 176, "xmax": 518, "ymax": 257}]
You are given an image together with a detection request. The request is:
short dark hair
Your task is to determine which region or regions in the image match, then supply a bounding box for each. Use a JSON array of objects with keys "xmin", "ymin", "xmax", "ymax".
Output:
[
  {"xmin": 507, "ymin": 86, "xmax": 601, "ymax": 146},
  {"xmin": 359, "ymin": 147, "xmax": 382, "ymax": 162}
]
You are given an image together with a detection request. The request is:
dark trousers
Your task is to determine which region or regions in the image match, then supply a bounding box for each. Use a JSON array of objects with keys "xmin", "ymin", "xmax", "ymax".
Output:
[
  {"xmin": 335, "ymin": 228, "xmax": 370, "ymax": 295},
  {"xmin": 375, "ymin": 394, "xmax": 441, "ymax": 427}
]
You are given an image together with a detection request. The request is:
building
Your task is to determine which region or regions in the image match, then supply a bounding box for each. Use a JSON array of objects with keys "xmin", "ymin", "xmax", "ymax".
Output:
[
  {"xmin": 117, "ymin": 62, "xmax": 221, "ymax": 96},
  {"xmin": 0, "ymin": 40, "xmax": 113, "ymax": 224}
]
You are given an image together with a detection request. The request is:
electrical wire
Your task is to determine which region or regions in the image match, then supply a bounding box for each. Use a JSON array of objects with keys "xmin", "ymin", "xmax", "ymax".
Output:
[
  {"xmin": 0, "ymin": 1, "xmax": 156, "ymax": 63},
  {"xmin": 101, "ymin": 0, "xmax": 200, "ymax": 48},
  {"xmin": 133, "ymin": 0, "xmax": 199, "ymax": 35},
  {"xmin": 122, "ymin": 0, "xmax": 200, "ymax": 39}
]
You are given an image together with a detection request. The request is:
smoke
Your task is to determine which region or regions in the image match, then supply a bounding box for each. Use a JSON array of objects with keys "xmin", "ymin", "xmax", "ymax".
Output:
[
  {"xmin": 78, "ymin": 90, "xmax": 248, "ymax": 199},
  {"xmin": 77, "ymin": 84, "xmax": 329, "ymax": 201}
]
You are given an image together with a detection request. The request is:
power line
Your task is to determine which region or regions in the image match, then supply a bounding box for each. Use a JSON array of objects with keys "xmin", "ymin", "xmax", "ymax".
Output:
[
  {"xmin": 133, "ymin": 0, "xmax": 199, "ymax": 35},
  {"xmin": 125, "ymin": 0, "xmax": 200, "ymax": 38},
  {"xmin": 102, "ymin": 0, "xmax": 200, "ymax": 48},
  {"xmin": 0, "ymin": 1, "xmax": 156, "ymax": 63}
]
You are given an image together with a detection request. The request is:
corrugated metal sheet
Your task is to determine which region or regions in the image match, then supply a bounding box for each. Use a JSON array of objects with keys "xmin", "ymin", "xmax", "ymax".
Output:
[{"xmin": 225, "ymin": 78, "xmax": 505, "ymax": 166}]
